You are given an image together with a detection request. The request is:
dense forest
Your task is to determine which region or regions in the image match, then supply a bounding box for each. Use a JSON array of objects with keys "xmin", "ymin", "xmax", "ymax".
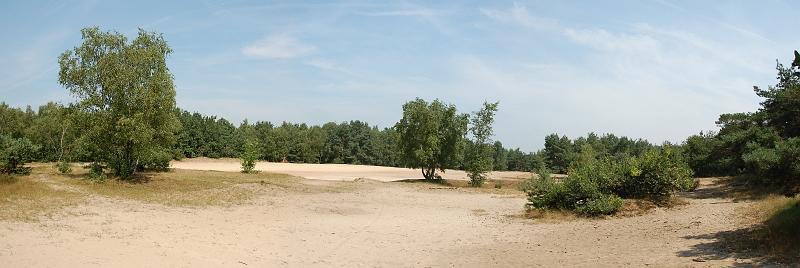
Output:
[{"xmin": 0, "ymin": 101, "xmax": 664, "ymax": 173}]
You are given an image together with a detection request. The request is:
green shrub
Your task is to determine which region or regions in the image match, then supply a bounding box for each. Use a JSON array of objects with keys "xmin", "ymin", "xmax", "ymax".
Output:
[
  {"xmin": 56, "ymin": 161, "xmax": 72, "ymax": 174},
  {"xmin": 0, "ymin": 135, "xmax": 39, "ymax": 175},
  {"xmin": 575, "ymin": 194, "xmax": 623, "ymax": 216},
  {"xmin": 524, "ymin": 147, "xmax": 694, "ymax": 216},
  {"xmin": 138, "ymin": 149, "xmax": 172, "ymax": 171},
  {"xmin": 88, "ymin": 162, "xmax": 106, "ymax": 182},
  {"xmin": 525, "ymin": 172, "xmax": 569, "ymax": 210},
  {"xmin": 563, "ymin": 175, "xmax": 602, "ymax": 205},
  {"xmin": 619, "ymin": 148, "xmax": 694, "ymax": 201},
  {"xmin": 240, "ymin": 140, "xmax": 259, "ymax": 174},
  {"xmin": 775, "ymin": 138, "xmax": 800, "ymax": 188},
  {"xmin": 568, "ymin": 147, "xmax": 626, "ymax": 194}
]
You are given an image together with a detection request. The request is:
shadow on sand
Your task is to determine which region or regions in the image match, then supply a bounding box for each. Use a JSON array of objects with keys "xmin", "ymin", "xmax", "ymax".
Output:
[{"xmin": 676, "ymin": 227, "xmax": 778, "ymax": 267}]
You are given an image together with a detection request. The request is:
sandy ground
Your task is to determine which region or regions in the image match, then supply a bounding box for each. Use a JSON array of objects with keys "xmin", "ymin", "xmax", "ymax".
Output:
[
  {"xmin": 1, "ymin": 161, "xmax": 767, "ymax": 267},
  {"xmin": 170, "ymin": 157, "xmax": 535, "ymax": 182}
]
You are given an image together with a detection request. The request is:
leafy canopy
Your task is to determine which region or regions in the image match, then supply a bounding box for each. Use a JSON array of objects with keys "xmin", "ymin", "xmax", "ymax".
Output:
[
  {"xmin": 395, "ymin": 98, "xmax": 468, "ymax": 180},
  {"xmin": 466, "ymin": 102, "xmax": 499, "ymax": 187},
  {"xmin": 58, "ymin": 27, "xmax": 180, "ymax": 180}
]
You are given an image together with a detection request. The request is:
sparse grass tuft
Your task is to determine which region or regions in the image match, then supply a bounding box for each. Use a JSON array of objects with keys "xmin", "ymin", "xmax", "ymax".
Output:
[{"xmin": 0, "ymin": 173, "xmax": 84, "ymax": 221}]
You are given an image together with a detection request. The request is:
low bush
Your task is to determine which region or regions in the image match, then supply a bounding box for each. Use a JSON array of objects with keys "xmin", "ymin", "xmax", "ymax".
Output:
[
  {"xmin": 575, "ymin": 194, "xmax": 624, "ymax": 216},
  {"xmin": 525, "ymin": 171, "xmax": 569, "ymax": 210},
  {"xmin": 620, "ymin": 148, "xmax": 694, "ymax": 202},
  {"xmin": 56, "ymin": 161, "xmax": 72, "ymax": 174},
  {"xmin": 88, "ymin": 162, "xmax": 106, "ymax": 182},
  {"xmin": 525, "ymin": 147, "xmax": 694, "ymax": 216}
]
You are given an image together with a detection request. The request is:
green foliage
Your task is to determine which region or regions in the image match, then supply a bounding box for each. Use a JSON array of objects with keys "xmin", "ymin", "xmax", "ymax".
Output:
[
  {"xmin": 506, "ymin": 148, "xmax": 545, "ymax": 172},
  {"xmin": 57, "ymin": 161, "xmax": 72, "ymax": 174},
  {"xmin": 171, "ymin": 110, "xmax": 401, "ymax": 167},
  {"xmin": 525, "ymin": 170, "xmax": 568, "ymax": 210},
  {"xmin": 0, "ymin": 135, "xmax": 39, "ymax": 175},
  {"xmin": 0, "ymin": 103, "xmax": 29, "ymax": 138},
  {"xmin": 544, "ymin": 132, "xmax": 655, "ymax": 174},
  {"xmin": 466, "ymin": 102, "xmax": 499, "ymax": 187},
  {"xmin": 525, "ymin": 167, "xmax": 622, "ymax": 216},
  {"xmin": 174, "ymin": 110, "xmax": 241, "ymax": 158},
  {"xmin": 544, "ymin": 134, "xmax": 574, "ymax": 174},
  {"xmin": 525, "ymin": 146, "xmax": 693, "ymax": 216},
  {"xmin": 742, "ymin": 137, "xmax": 800, "ymax": 185},
  {"xmin": 575, "ymin": 194, "xmax": 624, "ymax": 216},
  {"xmin": 58, "ymin": 27, "xmax": 180, "ymax": 180},
  {"xmin": 567, "ymin": 146, "xmax": 625, "ymax": 194},
  {"xmin": 492, "ymin": 141, "xmax": 508, "ymax": 171},
  {"xmin": 240, "ymin": 140, "xmax": 259, "ymax": 174},
  {"xmin": 754, "ymin": 61, "xmax": 800, "ymax": 138},
  {"xmin": 683, "ymin": 131, "xmax": 725, "ymax": 176},
  {"xmin": 622, "ymin": 147, "xmax": 695, "ymax": 201},
  {"xmin": 682, "ymin": 51, "xmax": 800, "ymax": 193},
  {"xmin": 138, "ymin": 149, "xmax": 172, "ymax": 171},
  {"xmin": 395, "ymin": 98, "xmax": 468, "ymax": 180},
  {"xmin": 88, "ymin": 162, "xmax": 107, "ymax": 182}
]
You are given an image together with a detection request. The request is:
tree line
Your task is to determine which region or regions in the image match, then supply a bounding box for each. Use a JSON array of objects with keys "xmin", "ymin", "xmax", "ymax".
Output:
[
  {"xmin": 682, "ymin": 52, "xmax": 800, "ymax": 193},
  {"xmin": 0, "ymin": 99, "xmax": 658, "ymax": 175}
]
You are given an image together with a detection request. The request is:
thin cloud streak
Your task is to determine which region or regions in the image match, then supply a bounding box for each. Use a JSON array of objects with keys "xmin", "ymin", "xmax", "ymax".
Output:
[{"xmin": 242, "ymin": 34, "xmax": 316, "ymax": 59}]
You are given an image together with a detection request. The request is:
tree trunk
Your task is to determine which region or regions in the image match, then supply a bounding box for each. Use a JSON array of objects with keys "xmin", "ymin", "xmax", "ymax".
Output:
[
  {"xmin": 422, "ymin": 167, "xmax": 437, "ymax": 180},
  {"xmin": 119, "ymin": 142, "xmax": 136, "ymax": 180},
  {"xmin": 58, "ymin": 126, "xmax": 66, "ymax": 162}
]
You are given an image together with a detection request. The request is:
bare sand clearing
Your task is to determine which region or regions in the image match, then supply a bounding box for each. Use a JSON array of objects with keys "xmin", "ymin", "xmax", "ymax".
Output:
[
  {"xmin": 1, "ymin": 161, "xmax": 763, "ymax": 267},
  {"xmin": 170, "ymin": 157, "xmax": 534, "ymax": 182}
]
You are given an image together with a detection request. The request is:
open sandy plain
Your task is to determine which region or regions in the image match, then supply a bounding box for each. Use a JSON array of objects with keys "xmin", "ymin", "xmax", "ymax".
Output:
[{"xmin": 0, "ymin": 159, "xmax": 767, "ymax": 267}]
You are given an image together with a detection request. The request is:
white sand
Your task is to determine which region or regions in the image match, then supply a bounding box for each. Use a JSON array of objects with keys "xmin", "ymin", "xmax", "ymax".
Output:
[{"xmin": 170, "ymin": 157, "xmax": 534, "ymax": 182}]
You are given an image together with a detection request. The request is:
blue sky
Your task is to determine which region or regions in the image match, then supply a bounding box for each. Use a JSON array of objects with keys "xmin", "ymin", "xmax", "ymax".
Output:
[{"xmin": 1, "ymin": 1, "xmax": 798, "ymax": 151}]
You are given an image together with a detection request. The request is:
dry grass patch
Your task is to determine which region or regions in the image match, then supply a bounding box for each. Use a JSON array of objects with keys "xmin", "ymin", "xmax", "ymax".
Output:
[
  {"xmin": 2, "ymin": 164, "xmax": 357, "ymax": 221},
  {"xmin": 62, "ymin": 168, "xmax": 300, "ymax": 207},
  {"xmin": 740, "ymin": 195, "xmax": 800, "ymax": 262},
  {"xmin": 396, "ymin": 178, "xmax": 526, "ymax": 196},
  {"xmin": 0, "ymin": 174, "xmax": 84, "ymax": 221},
  {"xmin": 616, "ymin": 197, "xmax": 689, "ymax": 217},
  {"xmin": 517, "ymin": 208, "xmax": 578, "ymax": 223}
]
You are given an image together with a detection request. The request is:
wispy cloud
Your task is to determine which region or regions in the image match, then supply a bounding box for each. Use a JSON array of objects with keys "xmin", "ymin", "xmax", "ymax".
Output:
[
  {"xmin": 242, "ymin": 34, "xmax": 316, "ymax": 59},
  {"xmin": 365, "ymin": 8, "xmax": 441, "ymax": 17},
  {"xmin": 473, "ymin": 3, "xmax": 779, "ymax": 146},
  {"xmin": 362, "ymin": 4, "xmax": 455, "ymax": 35},
  {"xmin": 479, "ymin": 3, "xmax": 558, "ymax": 31},
  {"xmin": 305, "ymin": 58, "xmax": 359, "ymax": 76},
  {"xmin": 651, "ymin": 0, "xmax": 774, "ymax": 44},
  {"xmin": 562, "ymin": 28, "xmax": 659, "ymax": 52}
]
